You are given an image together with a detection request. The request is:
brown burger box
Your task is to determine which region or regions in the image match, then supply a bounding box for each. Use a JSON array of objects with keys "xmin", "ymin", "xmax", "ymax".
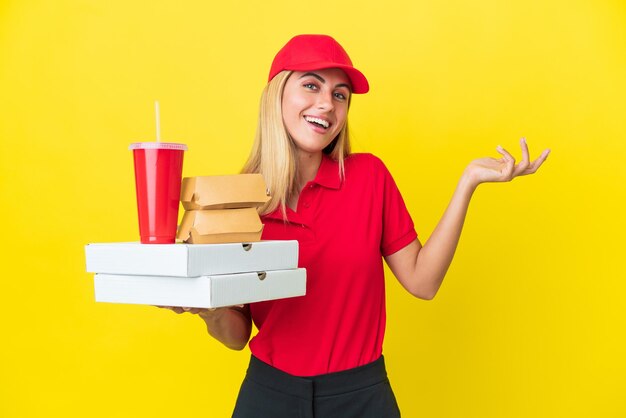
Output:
[
  {"xmin": 180, "ymin": 174, "xmax": 270, "ymax": 210},
  {"xmin": 177, "ymin": 207, "xmax": 264, "ymax": 244}
]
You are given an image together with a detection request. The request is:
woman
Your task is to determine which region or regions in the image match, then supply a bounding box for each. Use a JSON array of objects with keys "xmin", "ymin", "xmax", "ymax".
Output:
[{"xmin": 168, "ymin": 34, "xmax": 550, "ymax": 417}]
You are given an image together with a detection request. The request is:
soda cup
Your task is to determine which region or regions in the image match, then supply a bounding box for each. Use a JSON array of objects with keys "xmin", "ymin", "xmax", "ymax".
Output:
[{"xmin": 129, "ymin": 142, "xmax": 187, "ymax": 244}]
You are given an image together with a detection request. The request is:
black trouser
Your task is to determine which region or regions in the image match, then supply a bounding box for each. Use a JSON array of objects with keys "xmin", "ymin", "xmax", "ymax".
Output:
[{"xmin": 232, "ymin": 355, "xmax": 401, "ymax": 418}]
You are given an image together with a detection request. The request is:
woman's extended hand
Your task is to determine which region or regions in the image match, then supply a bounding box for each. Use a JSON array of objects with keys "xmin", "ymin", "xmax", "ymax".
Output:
[{"xmin": 464, "ymin": 138, "xmax": 550, "ymax": 187}]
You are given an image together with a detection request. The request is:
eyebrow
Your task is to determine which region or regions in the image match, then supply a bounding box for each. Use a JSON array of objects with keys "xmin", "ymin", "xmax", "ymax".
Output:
[{"xmin": 299, "ymin": 72, "xmax": 352, "ymax": 91}]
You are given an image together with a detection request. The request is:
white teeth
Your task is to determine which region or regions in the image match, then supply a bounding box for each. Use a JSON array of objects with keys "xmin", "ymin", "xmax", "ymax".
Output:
[{"xmin": 304, "ymin": 116, "xmax": 330, "ymax": 128}]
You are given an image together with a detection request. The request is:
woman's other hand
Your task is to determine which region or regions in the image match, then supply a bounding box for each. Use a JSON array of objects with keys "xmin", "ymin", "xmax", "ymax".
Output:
[{"xmin": 465, "ymin": 138, "xmax": 550, "ymax": 187}]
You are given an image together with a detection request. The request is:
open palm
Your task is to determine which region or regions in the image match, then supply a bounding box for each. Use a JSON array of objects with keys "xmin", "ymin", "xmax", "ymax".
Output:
[{"xmin": 466, "ymin": 138, "xmax": 550, "ymax": 185}]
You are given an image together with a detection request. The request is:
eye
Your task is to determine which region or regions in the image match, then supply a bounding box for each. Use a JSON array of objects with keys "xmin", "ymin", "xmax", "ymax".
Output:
[
  {"xmin": 334, "ymin": 91, "xmax": 348, "ymax": 101},
  {"xmin": 303, "ymin": 82, "xmax": 318, "ymax": 90}
]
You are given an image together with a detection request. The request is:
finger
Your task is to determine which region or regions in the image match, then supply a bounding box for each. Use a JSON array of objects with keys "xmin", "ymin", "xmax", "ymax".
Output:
[
  {"xmin": 187, "ymin": 308, "xmax": 203, "ymax": 314},
  {"xmin": 496, "ymin": 145, "xmax": 515, "ymax": 180},
  {"xmin": 494, "ymin": 146, "xmax": 507, "ymax": 163},
  {"xmin": 513, "ymin": 137, "xmax": 530, "ymax": 176},
  {"xmin": 182, "ymin": 306, "xmax": 203, "ymax": 314},
  {"xmin": 527, "ymin": 148, "xmax": 551, "ymax": 173},
  {"xmin": 496, "ymin": 145, "xmax": 515, "ymax": 162},
  {"xmin": 519, "ymin": 137, "xmax": 530, "ymax": 162}
]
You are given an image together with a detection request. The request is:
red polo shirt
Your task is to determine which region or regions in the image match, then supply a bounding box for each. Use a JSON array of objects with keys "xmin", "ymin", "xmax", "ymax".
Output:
[{"xmin": 249, "ymin": 153, "xmax": 417, "ymax": 376}]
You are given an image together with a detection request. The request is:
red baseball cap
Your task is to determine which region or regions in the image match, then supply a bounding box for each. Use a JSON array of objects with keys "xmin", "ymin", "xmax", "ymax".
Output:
[{"xmin": 268, "ymin": 34, "xmax": 369, "ymax": 94}]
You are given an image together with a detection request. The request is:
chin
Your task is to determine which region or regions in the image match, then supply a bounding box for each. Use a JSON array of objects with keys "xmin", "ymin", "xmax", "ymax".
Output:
[
  {"xmin": 293, "ymin": 140, "xmax": 334, "ymax": 155},
  {"xmin": 296, "ymin": 147, "xmax": 326, "ymax": 156}
]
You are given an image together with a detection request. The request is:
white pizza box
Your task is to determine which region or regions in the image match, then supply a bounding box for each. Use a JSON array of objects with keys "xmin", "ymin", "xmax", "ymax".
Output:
[
  {"xmin": 85, "ymin": 241, "xmax": 298, "ymax": 277},
  {"xmin": 94, "ymin": 268, "xmax": 306, "ymax": 308}
]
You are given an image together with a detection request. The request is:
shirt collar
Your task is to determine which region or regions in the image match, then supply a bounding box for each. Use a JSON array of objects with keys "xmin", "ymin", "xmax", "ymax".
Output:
[
  {"xmin": 312, "ymin": 153, "xmax": 341, "ymax": 190},
  {"xmin": 261, "ymin": 154, "xmax": 342, "ymax": 222}
]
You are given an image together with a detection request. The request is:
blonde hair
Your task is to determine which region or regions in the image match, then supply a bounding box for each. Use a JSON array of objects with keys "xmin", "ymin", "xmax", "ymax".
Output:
[{"xmin": 242, "ymin": 70, "xmax": 352, "ymax": 218}]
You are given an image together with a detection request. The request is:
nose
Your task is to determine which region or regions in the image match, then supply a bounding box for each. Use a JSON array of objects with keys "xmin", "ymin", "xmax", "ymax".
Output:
[{"xmin": 315, "ymin": 91, "xmax": 334, "ymax": 112}]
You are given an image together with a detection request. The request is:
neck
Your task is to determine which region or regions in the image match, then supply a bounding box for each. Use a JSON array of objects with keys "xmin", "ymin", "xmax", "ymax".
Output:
[{"xmin": 296, "ymin": 150, "xmax": 323, "ymax": 189}]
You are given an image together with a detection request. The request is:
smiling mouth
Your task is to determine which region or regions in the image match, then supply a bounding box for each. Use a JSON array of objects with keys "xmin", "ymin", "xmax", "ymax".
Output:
[{"xmin": 304, "ymin": 115, "xmax": 331, "ymax": 129}]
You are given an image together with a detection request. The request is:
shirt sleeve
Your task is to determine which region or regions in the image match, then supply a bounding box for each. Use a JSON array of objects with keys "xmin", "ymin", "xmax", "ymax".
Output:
[{"xmin": 375, "ymin": 156, "xmax": 418, "ymax": 257}]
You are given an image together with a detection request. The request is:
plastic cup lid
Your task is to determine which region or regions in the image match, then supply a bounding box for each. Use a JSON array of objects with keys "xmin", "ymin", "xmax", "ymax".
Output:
[{"xmin": 129, "ymin": 142, "xmax": 188, "ymax": 151}]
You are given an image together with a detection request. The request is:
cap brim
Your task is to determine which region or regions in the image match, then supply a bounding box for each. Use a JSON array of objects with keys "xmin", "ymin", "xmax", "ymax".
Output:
[{"xmin": 287, "ymin": 61, "xmax": 369, "ymax": 94}]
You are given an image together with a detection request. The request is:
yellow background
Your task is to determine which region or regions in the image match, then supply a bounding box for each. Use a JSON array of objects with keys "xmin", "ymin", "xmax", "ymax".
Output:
[{"xmin": 1, "ymin": 0, "xmax": 625, "ymax": 417}]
